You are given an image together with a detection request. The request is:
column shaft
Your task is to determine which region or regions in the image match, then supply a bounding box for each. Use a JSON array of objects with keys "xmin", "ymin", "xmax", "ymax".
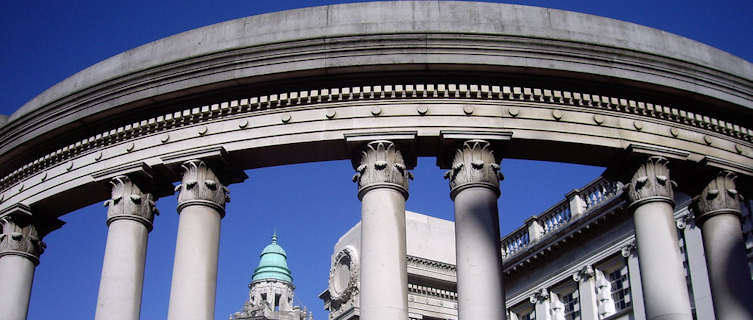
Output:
[
  {"xmin": 360, "ymin": 188, "xmax": 408, "ymax": 320},
  {"xmin": 633, "ymin": 201, "xmax": 692, "ymax": 319},
  {"xmin": 352, "ymin": 140, "xmax": 412, "ymax": 320},
  {"xmin": 167, "ymin": 204, "xmax": 222, "ymax": 320},
  {"xmin": 0, "ymin": 255, "xmax": 35, "ymax": 320},
  {"xmin": 573, "ymin": 267, "xmax": 599, "ymax": 320},
  {"xmin": 95, "ymin": 176, "xmax": 157, "ymax": 320},
  {"xmin": 454, "ymin": 187, "xmax": 505, "ymax": 319},
  {"xmin": 0, "ymin": 204, "xmax": 57, "ymax": 320},
  {"xmin": 680, "ymin": 219, "xmax": 715, "ymax": 319},
  {"xmin": 445, "ymin": 140, "xmax": 505, "ymax": 320},
  {"xmin": 700, "ymin": 215, "xmax": 753, "ymax": 319},
  {"xmin": 95, "ymin": 220, "xmax": 149, "ymax": 320},
  {"xmin": 167, "ymin": 159, "xmax": 229, "ymax": 320},
  {"xmin": 694, "ymin": 171, "xmax": 753, "ymax": 319},
  {"xmin": 627, "ymin": 156, "xmax": 691, "ymax": 320},
  {"xmin": 625, "ymin": 248, "xmax": 647, "ymax": 320}
]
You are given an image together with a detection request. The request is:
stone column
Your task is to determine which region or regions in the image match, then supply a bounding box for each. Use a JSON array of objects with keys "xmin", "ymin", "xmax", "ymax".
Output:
[
  {"xmin": 95, "ymin": 176, "xmax": 159, "ymax": 320},
  {"xmin": 693, "ymin": 171, "xmax": 753, "ymax": 319},
  {"xmin": 352, "ymin": 140, "xmax": 412, "ymax": 320},
  {"xmin": 622, "ymin": 241, "xmax": 647, "ymax": 320},
  {"xmin": 529, "ymin": 288, "xmax": 551, "ymax": 320},
  {"xmin": 0, "ymin": 205, "xmax": 59, "ymax": 320},
  {"xmin": 572, "ymin": 266, "xmax": 599, "ymax": 320},
  {"xmin": 167, "ymin": 160, "xmax": 230, "ymax": 320},
  {"xmin": 445, "ymin": 140, "xmax": 505, "ymax": 320},
  {"xmin": 626, "ymin": 156, "xmax": 692, "ymax": 320}
]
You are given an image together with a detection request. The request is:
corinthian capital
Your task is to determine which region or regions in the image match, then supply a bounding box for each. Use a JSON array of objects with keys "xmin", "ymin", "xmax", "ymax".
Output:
[
  {"xmin": 352, "ymin": 140, "xmax": 413, "ymax": 199},
  {"xmin": 175, "ymin": 160, "xmax": 230, "ymax": 215},
  {"xmin": 693, "ymin": 171, "xmax": 742, "ymax": 224},
  {"xmin": 444, "ymin": 140, "xmax": 503, "ymax": 199},
  {"xmin": 104, "ymin": 176, "xmax": 159, "ymax": 230},
  {"xmin": 0, "ymin": 205, "xmax": 62, "ymax": 265},
  {"xmin": 626, "ymin": 156, "xmax": 676, "ymax": 208}
]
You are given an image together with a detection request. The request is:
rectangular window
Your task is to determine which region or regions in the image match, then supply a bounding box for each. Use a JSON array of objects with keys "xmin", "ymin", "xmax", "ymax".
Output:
[
  {"xmin": 608, "ymin": 266, "xmax": 631, "ymax": 311},
  {"xmin": 561, "ymin": 290, "xmax": 581, "ymax": 320}
]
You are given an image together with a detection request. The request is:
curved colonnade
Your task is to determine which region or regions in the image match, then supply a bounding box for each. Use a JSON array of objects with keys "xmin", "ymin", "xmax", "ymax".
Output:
[{"xmin": 0, "ymin": 2, "xmax": 752, "ymax": 320}]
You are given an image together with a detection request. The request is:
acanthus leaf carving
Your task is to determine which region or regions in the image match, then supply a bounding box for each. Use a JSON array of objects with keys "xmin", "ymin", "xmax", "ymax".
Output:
[
  {"xmin": 446, "ymin": 140, "xmax": 502, "ymax": 199},
  {"xmin": 353, "ymin": 140, "xmax": 412, "ymax": 199},
  {"xmin": 626, "ymin": 156, "xmax": 675, "ymax": 208},
  {"xmin": 176, "ymin": 160, "xmax": 229, "ymax": 215},
  {"xmin": 0, "ymin": 210, "xmax": 48, "ymax": 264},
  {"xmin": 693, "ymin": 171, "xmax": 742, "ymax": 224},
  {"xmin": 106, "ymin": 176, "xmax": 158, "ymax": 230}
]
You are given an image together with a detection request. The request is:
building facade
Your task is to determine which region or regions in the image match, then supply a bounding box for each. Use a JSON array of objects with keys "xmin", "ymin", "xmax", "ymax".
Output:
[
  {"xmin": 321, "ymin": 176, "xmax": 753, "ymax": 320},
  {"xmin": 232, "ymin": 233, "xmax": 312, "ymax": 320}
]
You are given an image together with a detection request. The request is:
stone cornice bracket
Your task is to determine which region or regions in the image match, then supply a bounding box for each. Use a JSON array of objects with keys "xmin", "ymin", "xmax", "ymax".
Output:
[
  {"xmin": 529, "ymin": 287, "xmax": 549, "ymax": 304},
  {"xmin": 693, "ymin": 170, "xmax": 743, "ymax": 224},
  {"xmin": 445, "ymin": 140, "xmax": 503, "ymax": 200},
  {"xmin": 103, "ymin": 175, "xmax": 159, "ymax": 231},
  {"xmin": 626, "ymin": 156, "xmax": 677, "ymax": 209},
  {"xmin": 572, "ymin": 265, "xmax": 595, "ymax": 282},
  {"xmin": 175, "ymin": 159, "xmax": 230, "ymax": 217},
  {"xmin": 352, "ymin": 140, "xmax": 413, "ymax": 200},
  {"xmin": 0, "ymin": 204, "xmax": 63, "ymax": 265},
  {"xmin": 620, "ymin": 240, "xmax": 637, "ymax": 258}
]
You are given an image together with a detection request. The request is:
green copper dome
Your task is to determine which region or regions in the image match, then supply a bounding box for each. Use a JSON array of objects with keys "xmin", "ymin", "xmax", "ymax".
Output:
[{"xmin": 251, "ymin": 232, "xmax": 293, "ymax": 283}]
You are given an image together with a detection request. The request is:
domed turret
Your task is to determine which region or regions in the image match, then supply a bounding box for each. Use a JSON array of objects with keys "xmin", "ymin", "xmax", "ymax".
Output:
[
  {"xmin": 252, "ymin": 232, "xmax": 293, "ymax": 283},
  {"xmin": 232, "ymin": 231, "xmax": 312, "ymax": 320}
]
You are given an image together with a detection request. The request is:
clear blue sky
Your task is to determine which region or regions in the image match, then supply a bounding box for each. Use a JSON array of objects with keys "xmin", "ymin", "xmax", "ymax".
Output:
[{"xmin": 0, "ymin": 1, "xmax": 751, "ymax": 319}]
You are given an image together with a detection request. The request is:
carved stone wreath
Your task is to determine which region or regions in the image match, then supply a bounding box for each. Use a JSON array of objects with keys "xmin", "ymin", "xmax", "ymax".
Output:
[{"xmin": 328, "ymin": 246, "xmax": 359, "ymax": 303}]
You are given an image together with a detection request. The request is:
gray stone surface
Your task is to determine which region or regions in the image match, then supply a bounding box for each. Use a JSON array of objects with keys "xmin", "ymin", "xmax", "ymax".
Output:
[
  {"xmin": 0, "ymin": 255, "xmax": 35, "ymax": 320},
  {"xmin": 95, "ymin": 219, "xmax": 149, "ymax": 320},
  {"xmin": 3, "ymin": 1, "xmax": 753, "ymax": 168}
]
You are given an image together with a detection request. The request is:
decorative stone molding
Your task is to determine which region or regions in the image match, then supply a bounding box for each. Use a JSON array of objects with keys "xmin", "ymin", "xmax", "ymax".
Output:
[
  {"xmin": 620, "ymin": 240, "xmax": 637, "ymax": 258},
  {"xmin": 444, "ymin": 140, "xmax": 503, "ymax": 199},
  {"xmin": 694, "ymin": 170, "xmax": 743, "ymax": 224},
  {"xmin": 328, "ymin": 247, "xmax": 359, "ymax": 304},
  {"xmin": 175, "ymin": 160, "xmax": 230, "ymax": 216},
  {"xmin": 572, "ymin": 265, "xmax": 595, "ymax": 282},
  {"xmin": 406, "ymin": 255, "xmax": 456, "ymax": 274},
  {"xmin": 0, "ymin": 205, "xmax": 61, "ymax": 265},
  {"xmin": 595, "ymin": 269, "xmax": 617, "ymax": 318},
  {"xmin": 626, "ymin": 156, "xmax": 677, "ymax": 209},
  {"xmin": 3, "ymin": 78, "xmax": 748, "ymax": 200},
  {"xmin": 103, "ymin": 176, "xmax": 159, "ymax": 231},
  {"xmin": 529, "ymin": 288, "xmax": 549, "ymax": 304},
  {"xmin": 550, "ymin": 292, "xmax": 566, "ymax": 320},
  {"xmin": 352, "ymin": 140, "xmax": 413, "ymax": 200}
]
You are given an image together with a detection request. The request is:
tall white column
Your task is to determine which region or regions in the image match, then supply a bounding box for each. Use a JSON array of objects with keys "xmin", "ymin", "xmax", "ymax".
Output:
[
  {"xmin": 167, "ymin": 160, "xmax": 230, "ymax": 320},
  {"xmin": 573, "ymin": 266, "xmax": 599, "ymax": 320},
  {"xmin": 445, "ymin": 140, "xmax": 506, "ymax": 320},
  {"xmin": 626, "ymin": 156, "xmax": 692, "ymax": 320},
  {"xmin": 352, "ymin": 140, "xmax": 412, "ymax": 320},
  {"xmin": 95, "ymin": 176, "xmax": 159, "ymax": 320},
  {"xmin": 0, "ymin": 204, "xmax": 59, "ymax": 320},
  {"xmin": 693, "ymin": 171, "xmax": 753, "ymax": 319}
]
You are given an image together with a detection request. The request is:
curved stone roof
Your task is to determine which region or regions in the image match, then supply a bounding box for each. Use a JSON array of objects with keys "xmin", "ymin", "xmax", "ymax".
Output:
[
  {"xmin": 252, "ymin": 233, "xmax": 293, "ymax": 283},
  {"xmin": 8, "ymin": 1, "xmax": 753, "ymax": 124}
]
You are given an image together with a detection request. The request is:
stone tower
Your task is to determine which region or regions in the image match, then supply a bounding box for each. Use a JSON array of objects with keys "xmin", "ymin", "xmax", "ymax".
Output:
[{"xmin": 231, "ymin": 233, "xmax": 312, "ymax": 320}]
